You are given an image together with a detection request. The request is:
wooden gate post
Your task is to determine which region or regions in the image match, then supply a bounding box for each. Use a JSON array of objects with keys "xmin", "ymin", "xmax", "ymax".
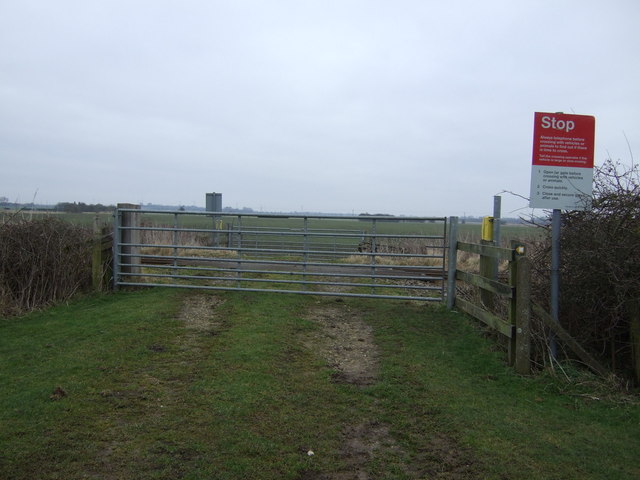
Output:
[
  {"xmin": 514, "ymin": 256, "xmax": 532, "ymax": 374},
  {"xmin": 508, "ymin": 243, "xmax": 528, "ymax": 368}
]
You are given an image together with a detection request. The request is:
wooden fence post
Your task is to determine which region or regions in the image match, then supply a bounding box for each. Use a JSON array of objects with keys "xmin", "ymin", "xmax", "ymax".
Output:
[
  {"xmin": 507, "ymin": 243, "xmax": 527, "ymax": 366},
  {"xmin": 507, "ymin": 251, "xmax": 518, "ymax": 366},
  {"xmin": 515, "ymin": 256, "xmax": 531, "ymax": 374}
]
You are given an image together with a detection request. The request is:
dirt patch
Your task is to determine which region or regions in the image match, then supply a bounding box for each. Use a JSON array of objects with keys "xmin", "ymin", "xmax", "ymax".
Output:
[
  {"xmin": 412, "ymin": 432, "xmax": 478, "ymax": 479},
  {"xmin": 303, "ymin": 300, "xmax": 378, "ymax": 387},
  {"xmin": 301, "ymin": 421, "xmax": 403, "ymax": 480},
  {"xmin": 337, "ymin": 421, "xmax": 404, "ymax": 480},
  {"xmin": 302, "ymin": 300, "xmax": 480, "ymax": 480},
  {"xmin": 302, "ymin": 302, "xmax": 402, "ymax": 479},
  {"xmin": 303, "ymin": 420, "xmax": 478, "ymax": 480},
  {"xmin": 179, "ymin": 294, "xmax": 226, "ymax": 335}
]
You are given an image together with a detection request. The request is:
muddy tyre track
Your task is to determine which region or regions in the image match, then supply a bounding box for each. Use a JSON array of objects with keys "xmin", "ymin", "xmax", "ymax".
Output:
[{"xmin": 301, "ymin": 299, "xmax": 479, "ymax": 480}]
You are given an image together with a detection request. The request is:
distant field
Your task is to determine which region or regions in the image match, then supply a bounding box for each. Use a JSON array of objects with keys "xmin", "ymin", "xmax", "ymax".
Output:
[
  {"xmin": 136, "ymin": 214, "xmax": 543, "ymax": 245},
  {"xmin": 1, "ymin": 209, "xmax": 542, "ymax": 244}
]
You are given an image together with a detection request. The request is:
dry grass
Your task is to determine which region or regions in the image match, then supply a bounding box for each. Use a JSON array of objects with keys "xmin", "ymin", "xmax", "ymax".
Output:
[
  {"xmin": 343, "ymin": 238, "xmax": 446, "ymax": 267},
  {"xmin": 341, "ymin": 252, "xmax": 443, "ymax": 267},
  {"xmin": 140, "ymin": 246, "xmax": 238, "ymax": 259},
  {"xmin": 138, "ymin": 225, "xmax": 237, "ymax": 260},
  {"xmin": 139, "ymin": 224, "xmax": 211, "ymax": 246}
]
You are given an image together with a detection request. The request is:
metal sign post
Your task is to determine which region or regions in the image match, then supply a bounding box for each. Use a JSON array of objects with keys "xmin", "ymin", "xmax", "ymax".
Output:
[
  {"xmin": 550, "ymin": 208, "xmax": 561, "ymax": 358},
  {"xmin": 530, "ymin": 112, "xmax": 596, "ymax": 360}
]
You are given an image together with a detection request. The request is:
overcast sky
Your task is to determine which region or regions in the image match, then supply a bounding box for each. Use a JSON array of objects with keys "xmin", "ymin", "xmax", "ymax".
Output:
[{"xmin": 1, "ymin": 0, "xmax": 639, "ymax": 216}]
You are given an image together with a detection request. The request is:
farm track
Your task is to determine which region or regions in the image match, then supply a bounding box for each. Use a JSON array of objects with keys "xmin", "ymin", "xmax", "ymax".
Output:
[{"xmin": 3, "ymin": 288, "xmax": 637, "ymax": 479}]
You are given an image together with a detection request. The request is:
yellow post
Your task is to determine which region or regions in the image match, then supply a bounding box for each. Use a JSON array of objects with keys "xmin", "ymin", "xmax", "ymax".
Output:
[{"xmin": 481, "ymin": 216, "xmax": 494, "ymax": 242}]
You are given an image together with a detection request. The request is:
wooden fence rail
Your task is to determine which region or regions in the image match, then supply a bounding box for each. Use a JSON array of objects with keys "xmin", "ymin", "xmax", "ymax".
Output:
[
  {"xmin": 447, "ymin": 230, "xmax": 531, "ymax": 374},
  {"xmin": 446, "ymin": 217, "xmax": 609, "ymax": 377},
  {"xmin": 531, "ymin": 302, "xmax": 608, "ymax": 376}
]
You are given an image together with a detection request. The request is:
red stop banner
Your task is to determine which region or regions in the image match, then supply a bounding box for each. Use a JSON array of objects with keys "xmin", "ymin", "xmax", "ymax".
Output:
[{"xmin": 532, "ymin": 112, "xmax": 595, "ymax": 168}]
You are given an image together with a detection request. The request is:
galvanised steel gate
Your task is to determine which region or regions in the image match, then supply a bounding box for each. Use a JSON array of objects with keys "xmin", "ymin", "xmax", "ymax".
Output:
[{"xmin": 113, "ymin": 208, "xmax": 449, "ymax": 302}]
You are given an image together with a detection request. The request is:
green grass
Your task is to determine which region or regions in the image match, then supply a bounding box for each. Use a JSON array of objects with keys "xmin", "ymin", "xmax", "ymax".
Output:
[
  {"xmin": 360, "ymin": 301, "xmax": 640, "ymax": 479},
  {"xmin": 1, "ymin": 289, "xmax": 637, "ymax": 479}
]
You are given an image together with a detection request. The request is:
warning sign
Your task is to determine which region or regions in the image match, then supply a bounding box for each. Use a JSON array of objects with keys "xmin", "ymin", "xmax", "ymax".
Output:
[{"xmin": 529, "ymin": 112, "xmax": 595, "ymax": 210}]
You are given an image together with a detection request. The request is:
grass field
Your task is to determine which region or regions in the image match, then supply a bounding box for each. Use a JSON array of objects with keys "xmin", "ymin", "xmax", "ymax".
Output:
[
  {"xmin": 2, "ymin": 209, "xmax": 543, "ymax": 245},
  {"xmin": 1, "ymin": 288, "xmax": 637, "ymax": 479}
]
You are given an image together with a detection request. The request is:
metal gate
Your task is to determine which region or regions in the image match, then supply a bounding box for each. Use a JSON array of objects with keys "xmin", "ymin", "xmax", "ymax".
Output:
[{"xmin": 113, "ymin": 208, "xmax": 449, "ymax": 302}]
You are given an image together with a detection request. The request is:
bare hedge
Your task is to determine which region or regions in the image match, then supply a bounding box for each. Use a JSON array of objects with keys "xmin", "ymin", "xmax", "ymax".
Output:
[
  {"xmin": 0, "ymin": 216, "xmax": 93, "ymax": 316},
  {"xmin": 530, "ymin": 159, "xmax": 640, "ymax": 378}
]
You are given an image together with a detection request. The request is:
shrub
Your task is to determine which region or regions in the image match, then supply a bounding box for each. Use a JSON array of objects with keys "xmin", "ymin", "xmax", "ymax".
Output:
[
  {"xmin": 0, "ymin": 216, "xmax": 93, "ymax": 316},
  {"xmin": 530, "ymin": 159, "xmax": 640, "ymax": 379}
]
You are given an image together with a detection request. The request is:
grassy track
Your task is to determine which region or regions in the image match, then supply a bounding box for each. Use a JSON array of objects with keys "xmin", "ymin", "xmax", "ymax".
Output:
[{"xmin": 1, "ymin": 289, "xmax": 637, "ymax": 479}]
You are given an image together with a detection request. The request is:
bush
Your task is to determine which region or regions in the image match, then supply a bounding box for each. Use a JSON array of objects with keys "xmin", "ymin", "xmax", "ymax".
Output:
[
  {"xmin": 0, "ymin": 216, "xmax": 93, "ymax": 316},
  {"xmin": 531, "ymin": 159, "xmax": 640, "ymax": 378}
]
